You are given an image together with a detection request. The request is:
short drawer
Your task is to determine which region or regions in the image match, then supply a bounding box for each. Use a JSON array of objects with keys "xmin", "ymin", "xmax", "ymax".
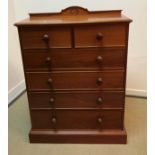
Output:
[
  {"xmin": 74, "ymin": 23, "xmax": 126, "ymax": 48},
  {"xmin": 23, "ymin": 48, "xmax": 126, "ymax": 71},
  {"xmin": 26, "ymin": 70, "xmax": 125, "ymax": 91},
  {"xmin": 31, "ymin": 109, "xmax": 123, "ymax": 130},
  {"xmin": 19, "ymin": 26, "xmax": 72, "ymax": 49},
  {"xmin": 29, "ymin": 91, "xmax": 124, "ymax": 109}
]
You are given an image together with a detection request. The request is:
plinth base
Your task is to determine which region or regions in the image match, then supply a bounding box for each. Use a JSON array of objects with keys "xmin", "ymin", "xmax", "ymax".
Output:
[{"xmin": 29, "ymin": 129, "xmax": 127, "ymax": 144}]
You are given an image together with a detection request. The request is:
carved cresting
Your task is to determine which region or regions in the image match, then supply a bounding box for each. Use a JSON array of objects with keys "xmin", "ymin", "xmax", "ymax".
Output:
[
  {"xmin": 61, "ymin": 6, "xmax": 89, "ymax": 15},
  {"xmin": 29, "ymin": 6, "xmax": 123, "ymax": 19}
]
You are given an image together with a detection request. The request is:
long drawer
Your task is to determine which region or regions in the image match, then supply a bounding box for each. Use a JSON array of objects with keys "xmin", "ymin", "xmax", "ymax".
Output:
[
  {"xmin": 28, "ymin": 91, "xmax": 124, "ymax": 109},
  {"xmin": 23, "ymin": 48, "xmax": 126, "ymax": 71},
  {"xmin": 31, "ymin": 109, "xmax": 123, "ymax": 129},
  {"xmin": 26, "ymin": 70, "xmax": 125, "ymax": 91}
]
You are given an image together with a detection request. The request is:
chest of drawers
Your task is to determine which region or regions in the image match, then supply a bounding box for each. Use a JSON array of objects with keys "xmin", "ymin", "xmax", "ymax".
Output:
[{"xmin": 15, "ymin": 6, "xmax": 132, "ymax": 144}]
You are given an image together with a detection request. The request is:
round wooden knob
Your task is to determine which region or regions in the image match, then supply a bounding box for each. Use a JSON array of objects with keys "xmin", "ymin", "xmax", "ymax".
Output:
[
  {"xmin": 49, "ymin": 97, "xmax": 55, "ymax": 103},
  {"xmin": 43, "ymin": 34, "xmax": 49, "ymax": 41},
  {"xmin": 97, "ymin": 117, "xmax": 103, "ymax": 123},
  {"xmin": 46, "ymin": 57, "xmax": 51, "ymax": 63},
  {"xmin": 51, "ymin": 117, "xmax": 57, "ymax": 123},
  {"xmin": 97, "ymin": 77, "xmax": 103, "ymax": 85},
  {"xmin": 47, "ymin": 78, "xmax": 53, "ymax": 84},
  {"xmin": 96, "ymin": 33, "xmax": 103, "ymax": 40},
  {"xmin": 96, "ymin": 56, "xmax": 103, "ymax": 64},
  {"xmin": 97, "ymin": 97, "xmax": 103, "ymax": 104}
]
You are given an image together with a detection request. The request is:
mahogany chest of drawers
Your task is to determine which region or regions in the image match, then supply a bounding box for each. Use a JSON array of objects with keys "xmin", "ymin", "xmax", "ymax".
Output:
[{"xmin": 15, "ymin": 6, "xmax": 132, "ymax": 144}]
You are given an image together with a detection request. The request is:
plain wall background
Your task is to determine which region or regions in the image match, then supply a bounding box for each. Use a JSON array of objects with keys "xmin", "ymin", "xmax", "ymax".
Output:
[
  {"xmin": 8, "ymin": 0, "xmax": 147, "ymax": 102},
  {"xmin": 8, "ymin": 0, "xmax": 25, "ymax": 103}
]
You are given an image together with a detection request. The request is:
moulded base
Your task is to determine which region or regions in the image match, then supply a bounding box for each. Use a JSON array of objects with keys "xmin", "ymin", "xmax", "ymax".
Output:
[{"xmin": 29, "ymin": 129, "xmax": 127, "ymax": 144}]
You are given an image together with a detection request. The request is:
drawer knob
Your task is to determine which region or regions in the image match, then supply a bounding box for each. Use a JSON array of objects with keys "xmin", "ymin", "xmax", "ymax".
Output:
[
  {"xmin": 43, "ymin": 34, "xmax": 49, "ymax": 41},
  {"xmin": 97, "ymin": 97, "xmax": 103, "ymax": 104},
  {"xmin": 46, "ymin": 57, "xmax": 51, "ymax": 63},
  {"xmin": 97, "ymin": 77, "xmax": 103, "ymax": 85},
  {"xmin": 49, "ymin": 97, "xmax": 55, "ymax": 103},
  {"xmin": 47, "ymin": 78, "xmax": 53, "ymax": 84},
  {"xmin": 51, "ymin": 117, "xmax": 57, "ymax": 123},
  {"xmin": 97, "ymin": 117, "xmax": 103, "ymax": 123},
  {"xmin": 96, "ymin": 33, "xmax": 103, "ymax": 40},
  {"xmin": 96, "ymin": 56, "xmax": 103, "ymax": 64}
]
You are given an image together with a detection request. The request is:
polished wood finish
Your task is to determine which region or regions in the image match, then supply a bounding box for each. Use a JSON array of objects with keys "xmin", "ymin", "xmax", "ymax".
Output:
[
  {"xmin": 23, "ymin": 48, "xmax": 126, "ymax": 71},
  {"xmin": 26, "ymin": 70, "xmax": 125, "ymax": 91},
  {"xmin": 15, "ymin": 6, "xmax": 132, "ymax": 144},
  {"xmin": 74, "ymin": 24, "xmax": 126, "ymax": 47},
  {"xmin": 15, "ymin": 6, "xmax": 132, "ymax": 26},
  {"xmin": 20, "ymin": 26, "xmax": 72, "ymax": 49},
  {"xmin": 31, "ymin": 109, "xmax": 123, "ymax": 129},
  {"xmin": 28, "ymin": 91, "xmax": 124, "ymax": 109},
  {"xmin": 29, "ymin": 129, "xmax": 127, "ymax": 144}
]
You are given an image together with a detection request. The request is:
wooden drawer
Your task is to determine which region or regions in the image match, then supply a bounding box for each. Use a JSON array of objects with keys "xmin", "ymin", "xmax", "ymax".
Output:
[
  {"xmin": 28, "ymin": 91, "xmax": 124, "ymax": 109},
  {"xmin": 19, "ymin": 26, "xmax": 72, "ymax": 49},
  {"xmin": 23, "ymin": 48, "xmax": 126, "ymax": 71},
  {"xmin": 74, "ymin": 24, "xmax": 126, "ymax": 48},
  {"xmin": 26, "ymin": 70, "xmax": 125, "ymax": 91},
  {"xmin": 31, "ymin": 109, "xmax": 123, "ymax": 129}
]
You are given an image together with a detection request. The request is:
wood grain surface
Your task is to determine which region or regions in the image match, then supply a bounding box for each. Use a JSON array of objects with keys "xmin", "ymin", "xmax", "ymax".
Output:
[{"xmin": 15, "ymin": 6, "xmax": 132, "ymax": 143}]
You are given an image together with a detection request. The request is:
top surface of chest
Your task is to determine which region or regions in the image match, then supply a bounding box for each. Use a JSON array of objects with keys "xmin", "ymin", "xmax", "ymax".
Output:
[{"xmin": 15, "ymin": 6, "xmax": 132, "ymax": 26}]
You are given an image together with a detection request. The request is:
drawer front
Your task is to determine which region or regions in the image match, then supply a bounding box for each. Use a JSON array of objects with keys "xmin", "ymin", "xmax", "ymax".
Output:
[
  {"xmin": 74, "ymin": 24, "xmax": 126, "ymax": 48},
  {"xmin": 26, "ymin": 70, "xmax": 125, "ymax": 91},
  {"xmin": 29, "ymin": 91, "xmax": 124, "ymax": 109},
  {"xmin": 31, "ymin": 109, "xmax": 123, "ymax": 129},
  {"xmin": 23, "ymin": 48, "xmax": 126, "ymax": 71},
  {"xmin": 19, "ymin": 26, "xmax": 71, "ymax": 49}
]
